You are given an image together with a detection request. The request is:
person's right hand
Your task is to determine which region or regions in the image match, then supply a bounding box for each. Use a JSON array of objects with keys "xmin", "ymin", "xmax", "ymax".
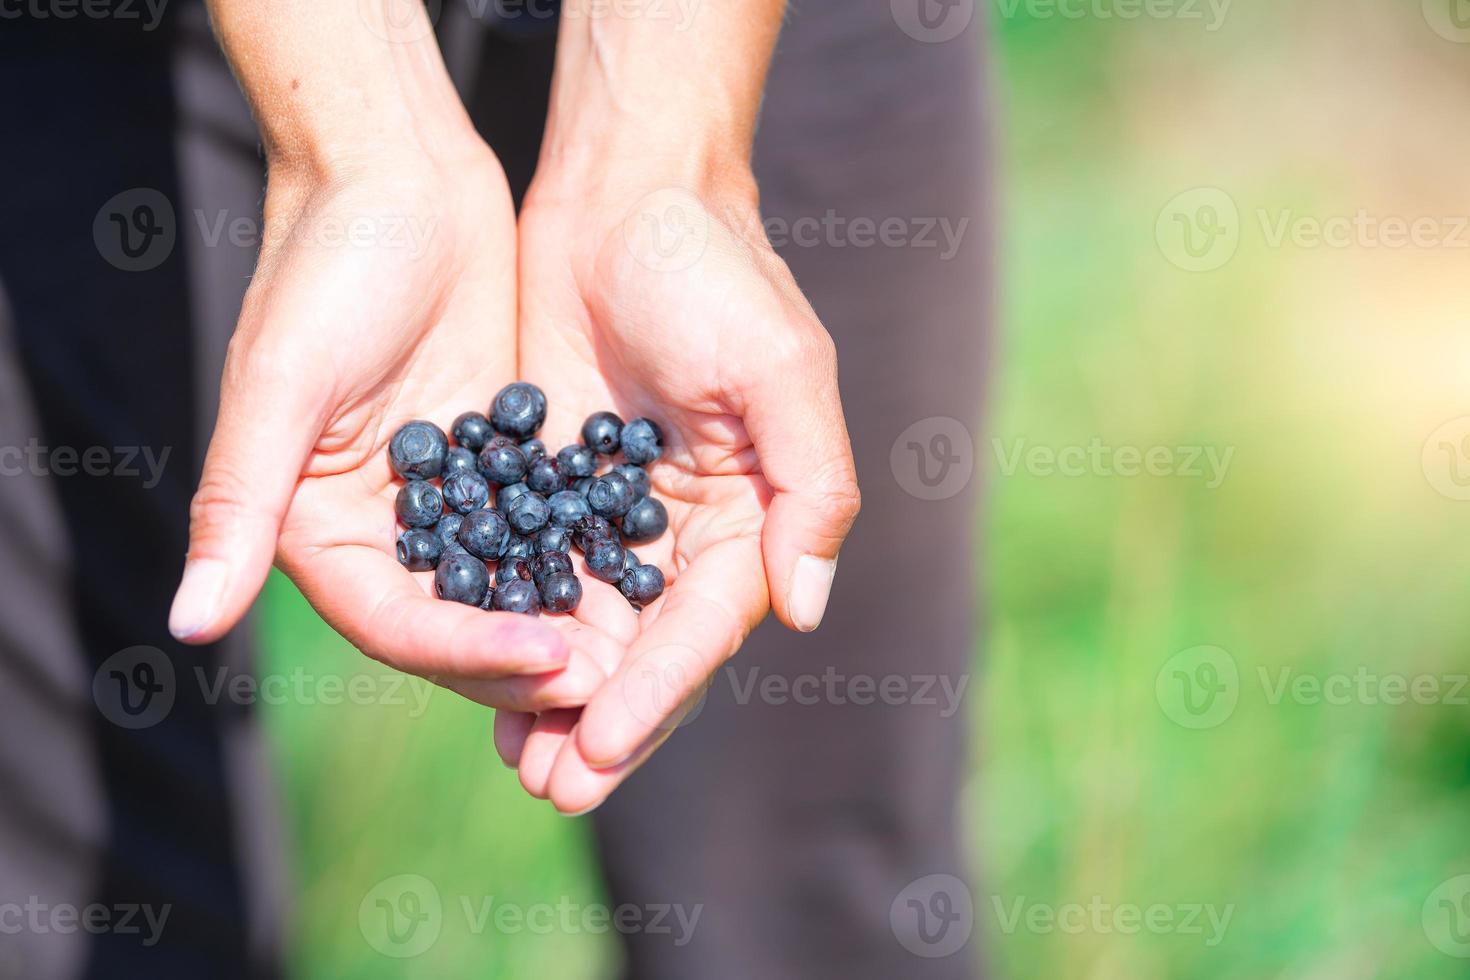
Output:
[{"xmin": 166, "ymin": 147, "xmax": 618, "ymax": 714}]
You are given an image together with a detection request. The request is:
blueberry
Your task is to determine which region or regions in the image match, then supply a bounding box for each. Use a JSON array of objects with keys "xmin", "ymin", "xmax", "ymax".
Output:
[
  {"xmin": 534, "ymin": 526, "xmax": 572, "ymax": 555},
  {"xmin": 442, "ymin": 471, "xmax": 491, "ymax": 514},
  {"xmin": 540, "ymin": 572, "xmax": 583, "ymax": 614},
  {"xmin": 495, "ymin": 555, "xmax": 533, "ymax": 587},
  {"xmin": 614, "ymin": 463, "xmax": 651, "ymax": 498},
  {"xmin": 520, "ymin": 438, "xmax": 547, "ymax": 460},
  {"xmin": 434, "ymin": 513, "xmax": 464, "ymax": 549},
  {"xmin": 451, "ymin": 412, "xmax": 495, "ymax": 452},
  {"xmin": 396, "ymin": 528, "xmax": 443, "ymax": 571},
  {"xmin": 581, "ymin": 411, "xmax": 624, "ymax": 455},
  {"xmin": 395, "ymin": 480, "xmax": 443, "ymax": 528},
  {"xmin": 435, "ymin": 550, "xmax": 489, "ymax": 606},
  {"xmin": 493, "ymin": 578, "xmax": 542, "ymax": 616},
  {"xmin": 507, "ymin": 492, "xmax": 551, "ymax": 535},
  {"xmin": 572, "ymin": 476, "xmax": 594, "ymax": 496},
  {"xmin": 503, "ymin": 533, "xmax": 536, "ymax": 561},
  {"xmin": 557, "ymin": 444, "xmax": 598, "ymax": 479},
  {"xmin": 547, "ymin": 490, "xmax": 592, "ymax": 528},
  {"xmin": 497, "ymin": 481, "xmax": 531, "ymax": 514},
  {"xmin": 587, "ymin": 471, "xmax": 636, "ymax": 519},
  {"xmin": 478, "ymin": 439, "xmax": 528, "ymax": 486},
  {"xmin": 620, "ymin": 496, "xmax": 669, "ymax": 543},
  {"xmin": 585, "ymin": 536, "xmax": 626, "ymax": 584},
  {"xmin": 490, "ymin": 382, "xmax": 547, "ymax": 439},
  {"xmin": 457, "ymin": 508, "xmax": 510, "ymax": 560},
  {"xmin": 531, "ymin": 551, "xmax": 574, "ymax": 588},
  {"xmin": 619, "ymin": 563, "xmax": 665, "ymax": 608},
  {"xmin": 526, "ymin": 455, "xmax": 567, "ymax": 494},
  {"xmin": 444, "ymin": 446, "xmax": 478, "ymax": 478},
  {"xmin": 571, "ymin": 514, "xmax": 615, "ymax": 552},
  {"xmin": 389, "ymin": 420, "xmax": 449, "ymax": 479},
  {"xmin": 622, "ymin": 548, "xmax": 641, "ymax": 575},
  {"xmin": 620, "ymin": 418, "xmax": 663, "ymax": 465}
]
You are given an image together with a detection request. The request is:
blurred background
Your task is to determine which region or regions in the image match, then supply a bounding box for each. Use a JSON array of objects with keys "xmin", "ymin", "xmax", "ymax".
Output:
[{"xmin": 251, "ymin": 0, "xmax": 1470, "ymax": 977}]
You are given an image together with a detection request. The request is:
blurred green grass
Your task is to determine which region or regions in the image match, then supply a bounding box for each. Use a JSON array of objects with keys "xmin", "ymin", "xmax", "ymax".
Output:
[{"xmin": 259, "ymin": 3, "xmax": 1470, "ymax": 977}]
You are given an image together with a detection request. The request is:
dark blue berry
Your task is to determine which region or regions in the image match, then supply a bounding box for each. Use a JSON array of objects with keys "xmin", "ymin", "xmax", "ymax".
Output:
[
  {"xmin": 442, "ymin": 471, "xmax": 491, "ymax": 514},
  {"xmin": 435, "ymin": 550, "xmax": 489, "ymax": 605},
  {"xmin": 457, "ymin": 508, "xmax": 510, "ymax": 560},
  {"xmin": 477, "ymin": 439, "xmax": 528, "ymax": 486},
  {"xmin": 434, "ymin": 513, "xmax": 464, "ymax": 548},
  {"xmin": 396, "ymin": 528, "xmax": 443, "ymax": 571},
  {"xmin": 620, "ymin": 417, "xmax": 663, "ymax": 465},
  {"xmin": 581, "ymin": 412, "xmax": 624, "ymax": 455},
  {"xmin": 585, "ymin": 536, "xmax": 626, "ymax": 584},
  {"xmin": 557, "ymin": 444, "xmax": 598, "ymax": 479},
  {"xmin": 496, "ymin": 555, "xmax": 533, "ymax": 587},
  {"xmin": 520, "ymin": 438, "xmax": 547, "ymax": 460},
  {"xmin": 490, "ymin": 382, "xmax": 547, "ymax": 439},
  {"xmin": 534, "ymin": 526, "xmax": 572, "ymax": 555},
  {"xmin": 614, "ymin": 463, "xmax": 651, "ymax": 498},
  {"xmin": 395, "ymin": 480, "xmax": 443, "ymax": 528},
  {"xmin": 497, "ymin": 481, "xmax": 531, "ymax": 514},
  {"xmin": 621, "ymin": 496, "xmax": 669, "ymax": 543},
  {"xmin": 389, "ymin": 420, "xmax": 449, "ymax": 479},
  {"xmin": 503, "ymin": 533, "xmax": 536, "ymax": 561},
  {"xmin": 588, "ymin": 471, "xmax": 636, "ymax": 518},
  {"xmin": 526, "ymin": 455, "xmax": 567, "ymax": 494},
  {"xmin": 572, "ymin": 476, "xmax": 594, "ymax": 496},
  {"xmin": 444, "ymin": 446, "xmax": 478, "ymax": 478},
  {"xmin": 493, "ymin": 578, "xmax": 542, "ymax": 616},
  {"xmin": 507, "ymin": 492, "xmax": 551, "ymax": 535},
  {"xmin": 547, "ymin": 490, "xmax": 591, "ymax": 528},
  {"xmin": 622, "ymin": 549, "xmax": 641, "ymax": 575},
  {"xmin": 571, "ymin": 514, "xmax": 615, "ymax": 552},
  {"xmin": 479, "ymin": 586, "xmax": 497, "ymax": 610},
  {"xmin": 531, "ymin": 551, "xmax": 574, "ymax": 588},
  {"xmin": 619, "ymin": 563, "xmax": 665, "ymax": 608},
  {"xmin": 540, "ymin": 572, "xmax": 583, "ymax": 614},
  {"xmin": 451, "ymin": 412, "xmax": 495, "ymax": 452}
]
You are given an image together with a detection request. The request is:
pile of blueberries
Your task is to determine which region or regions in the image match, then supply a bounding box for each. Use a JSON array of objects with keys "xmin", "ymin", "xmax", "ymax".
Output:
[{"xmin": 390, "ymin": 382, "xmax": 668, "ymax": 616}]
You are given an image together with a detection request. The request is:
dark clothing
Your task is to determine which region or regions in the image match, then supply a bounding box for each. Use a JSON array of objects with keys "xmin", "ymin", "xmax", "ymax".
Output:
[{"xmin": 0, "ymin": 3, "xmax": 989, "ymax": 977}]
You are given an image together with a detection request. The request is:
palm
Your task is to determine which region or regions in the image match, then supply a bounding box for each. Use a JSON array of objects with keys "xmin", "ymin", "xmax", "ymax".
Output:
[{"xmin": 508, "ymin": 197, "xmax": 787, "ymax": 808}]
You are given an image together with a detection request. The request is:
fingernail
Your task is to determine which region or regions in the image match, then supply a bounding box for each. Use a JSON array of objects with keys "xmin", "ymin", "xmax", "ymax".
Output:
[
  {"xmin": 789, "ymin": 554, "xmax": 837, "ymax": 632},
  {"xmin": 168, "ymin": 558, "xmax": 228, "ymax": 640},
  {"xmin": 563, "ymin": 803, "xmax": 601, "ymax": 818}
]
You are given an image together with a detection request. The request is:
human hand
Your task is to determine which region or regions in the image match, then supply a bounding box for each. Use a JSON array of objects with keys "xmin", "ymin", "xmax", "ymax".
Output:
[
  {"xmin": 167, "ymin": 149, "xmax": 616, "ymax": 713},
  {"xmin": 499, "ymin": 167, "xmax": 861, "ymax": 813}
]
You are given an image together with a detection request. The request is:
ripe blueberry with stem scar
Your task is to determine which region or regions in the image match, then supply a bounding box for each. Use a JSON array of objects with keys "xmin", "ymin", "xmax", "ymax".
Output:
[
  {"xmin": 395, "ymin": 480, "xmax": 443, "ymax": 528},
  {"xmin": 581, "ymin": 411, "xmax": 624, "ymax": 455},
  {"xmin": 389, "ymin": 420, "xmax": 448, "ymax": 479}
]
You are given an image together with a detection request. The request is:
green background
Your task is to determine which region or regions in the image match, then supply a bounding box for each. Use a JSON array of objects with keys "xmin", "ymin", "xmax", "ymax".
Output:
[{"xmin": 258, "ymin": 2, "xmax": 1470, "ymax": 975}]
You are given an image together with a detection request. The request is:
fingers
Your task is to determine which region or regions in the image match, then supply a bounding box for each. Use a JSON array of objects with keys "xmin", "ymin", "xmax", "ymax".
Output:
[
  {"xmin": 572, "ymin": 535, "xmax": 765, "ymax": 771},
  {"xmin": 291, "ymin": 543, "xmax": 570, "ymax": 680},
  {"xmin": 493, "ymin": 711, "xmax": 536, "ymax": 767},
  {"xmin": 518, "ymin": 710, "xmax": 580, "ymax": 799},
  {"xmin": 169, "ymin": 340, "xmax": 325, "ymax": 644},
  {"xmin": 742, "ymin": 327, "xmax": 860, "ymax": 633}
]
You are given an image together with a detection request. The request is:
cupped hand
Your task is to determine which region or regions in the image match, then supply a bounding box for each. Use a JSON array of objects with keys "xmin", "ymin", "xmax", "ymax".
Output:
[
  {"xmin": 501, "ymin": 174, "xmax": 861, "ymax": 813},
  {"xmin": 168, "ymin": 149, "xmax": 615, "ymax": 713}
]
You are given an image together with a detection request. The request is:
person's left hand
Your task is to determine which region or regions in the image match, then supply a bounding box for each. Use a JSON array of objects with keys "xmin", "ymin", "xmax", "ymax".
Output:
[{"xmin": 496, "ymin": 169, "xmax": 861, "ymax": 814}]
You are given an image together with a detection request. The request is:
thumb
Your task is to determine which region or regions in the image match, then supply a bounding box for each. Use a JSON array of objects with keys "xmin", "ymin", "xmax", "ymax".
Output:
[
  {"xmin": 743, "ymin": 328, "xmax": 861, "ymax": 633},
  {"xmin": 169, "ymin": 344, "xmax": 322, "ymax": 643}
]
